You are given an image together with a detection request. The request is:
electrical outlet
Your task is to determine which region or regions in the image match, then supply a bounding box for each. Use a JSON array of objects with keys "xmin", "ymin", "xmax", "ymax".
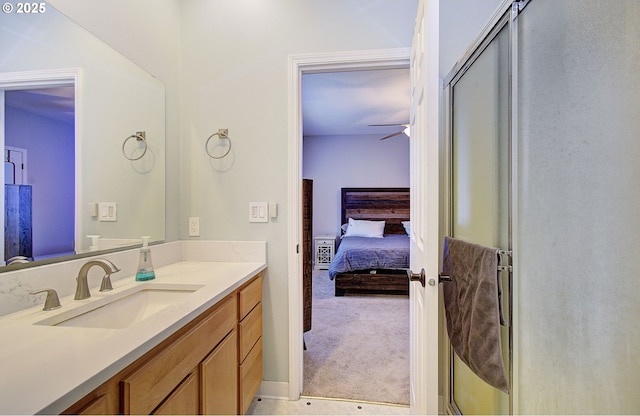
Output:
[{"xmin": 188, "ymin": 217, "xmax": 200, "ymax": 236}]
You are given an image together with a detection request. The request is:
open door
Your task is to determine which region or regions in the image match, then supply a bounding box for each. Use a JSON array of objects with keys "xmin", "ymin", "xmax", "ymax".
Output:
[{"xmin": 408, "ymin": 0, "xmax": 439, "ymax": 414}]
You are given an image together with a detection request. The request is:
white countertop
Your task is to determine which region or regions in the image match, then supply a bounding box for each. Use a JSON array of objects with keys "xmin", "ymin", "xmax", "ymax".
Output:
[{"xmin": 0, "ymin": 260, "xmax": 266, "ymax": 415}]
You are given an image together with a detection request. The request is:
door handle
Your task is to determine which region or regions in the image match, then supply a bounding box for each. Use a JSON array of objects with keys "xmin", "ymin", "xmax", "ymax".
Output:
[
  {"xmin": 407, "ymin": 268, "xmax": 425, "ymax": 287},
  {"xmin": 438, "ymin": 273, "xmax": 452, "ymax": 284}
]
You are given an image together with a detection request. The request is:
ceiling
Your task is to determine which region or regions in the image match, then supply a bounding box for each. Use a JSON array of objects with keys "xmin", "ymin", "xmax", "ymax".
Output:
[
  {"xmin": 5, "ymin": 87, "xmax": 75, "ymax": 124},
  {"xmin": 302, "ymin": 68, "xmax": 410, "ymax": 138}
]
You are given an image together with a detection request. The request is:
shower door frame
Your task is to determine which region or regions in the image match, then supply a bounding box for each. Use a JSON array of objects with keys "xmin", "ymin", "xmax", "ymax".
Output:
[{"xmin": 442, "ymin": 1, "xmax": 530, "ymax": 413}]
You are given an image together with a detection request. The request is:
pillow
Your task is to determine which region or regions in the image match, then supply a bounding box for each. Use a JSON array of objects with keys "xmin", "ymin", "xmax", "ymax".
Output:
[
  {"xmin": 343, "ymin": 218, "xmax": 385, "ymax": 238},
  {"xmin": 402, "ymin": 221, "xmax": 411, "ymax": 235}
]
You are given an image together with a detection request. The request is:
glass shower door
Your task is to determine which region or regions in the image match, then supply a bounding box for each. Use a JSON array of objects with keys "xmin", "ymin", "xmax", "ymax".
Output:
[{"xmin": 448, "ymin": 16, "xmax": 511, "ymax": 416}]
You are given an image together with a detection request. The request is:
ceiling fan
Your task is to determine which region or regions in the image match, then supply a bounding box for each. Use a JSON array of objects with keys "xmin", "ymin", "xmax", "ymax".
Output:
[{"xmin": 368, "ymin": 123, "xmax": 410, "ymax": 140}]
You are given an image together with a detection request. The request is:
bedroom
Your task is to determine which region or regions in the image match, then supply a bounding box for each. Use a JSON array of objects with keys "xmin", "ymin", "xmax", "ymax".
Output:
[{"xmin": 301, "ymin": 68, "xmax": 411, "ymax": 404}]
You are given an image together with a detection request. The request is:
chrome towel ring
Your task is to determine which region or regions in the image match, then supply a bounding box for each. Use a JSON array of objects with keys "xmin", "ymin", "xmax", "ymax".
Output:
[
  {"xmin": 205, "ymin": 128, "xmax": 232, "ymax": 159},
  {"xmin": 122, "ymin": 131, "xmax": 148, "ymax": 161}
]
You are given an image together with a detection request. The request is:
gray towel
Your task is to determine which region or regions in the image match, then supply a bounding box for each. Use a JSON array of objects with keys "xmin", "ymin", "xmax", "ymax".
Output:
[{"xmin": 442, "ymin": 236, "xmax": 509, "ymax": 393}]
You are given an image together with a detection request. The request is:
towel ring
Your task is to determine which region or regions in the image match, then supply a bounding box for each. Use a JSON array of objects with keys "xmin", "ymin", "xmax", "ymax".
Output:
[
  {"xmin": 122, "ymin": 131, "xmax": 147, "ymax": 161},
  {"xmin": 205, "ymin": 128, "xmax": 232, "ymax": 159}
]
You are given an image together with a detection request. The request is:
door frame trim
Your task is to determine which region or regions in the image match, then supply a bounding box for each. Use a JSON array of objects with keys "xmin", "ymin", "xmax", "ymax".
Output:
[{"xmin": 287, "ymin": 48, "xmax": 410, "ymax": 400}]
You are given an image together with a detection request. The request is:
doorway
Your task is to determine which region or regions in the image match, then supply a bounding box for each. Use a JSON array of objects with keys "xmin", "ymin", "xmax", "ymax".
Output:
[
  {"xmin": 300, "ymin": 69, "xmax": 411, "ymax": 404},
  {"xmin": 287, "ymin": 48, "xmax": 411, "ymax": 400},
  {"xmin": 0, "ymin": 70, "xmax": 78, "ymax": 264}
]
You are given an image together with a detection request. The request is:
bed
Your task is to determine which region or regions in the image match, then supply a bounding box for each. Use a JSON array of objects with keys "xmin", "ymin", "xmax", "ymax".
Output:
[{"xmin": 329, "ymin": 188, "xmax": 410, "ymax": 296}]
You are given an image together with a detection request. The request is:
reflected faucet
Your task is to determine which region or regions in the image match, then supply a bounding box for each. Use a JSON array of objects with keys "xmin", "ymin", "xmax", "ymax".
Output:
[{"xmin": 74, "ymin": 259, "xmax": 121, "ymax": 300}]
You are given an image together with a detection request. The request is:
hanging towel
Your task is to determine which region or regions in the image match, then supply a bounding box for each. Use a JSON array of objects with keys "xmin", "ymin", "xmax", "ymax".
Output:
[{"xmin": 442, "ymin": 236, "xmax": 509, "ymax": 393}]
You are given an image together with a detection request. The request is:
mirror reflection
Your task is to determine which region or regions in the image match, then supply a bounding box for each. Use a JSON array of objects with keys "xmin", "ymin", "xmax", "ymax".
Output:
[
  {"xmin": 5, "ymin": 87, "xmax": 75, "ymax": 262},
  {"xmin": 0, "ymin": 4, "xmax": 165, "ymax": 269}
]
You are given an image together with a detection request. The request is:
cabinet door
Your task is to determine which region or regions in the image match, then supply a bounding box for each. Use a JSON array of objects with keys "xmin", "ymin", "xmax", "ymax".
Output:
[
  {"xmin": 62, "ymin": 381, "xmax": 119, "ymax": 415},
  {"xmin": 153, "ymin": 372, "xmax": 198, "ymax": 415},
  {"xmin": 201, "ymin": 330, "xmax": 238, "ymax": 415},
  {"xmin": 67, "ymin": 394, "xmax": 109, "ymax": 415}
]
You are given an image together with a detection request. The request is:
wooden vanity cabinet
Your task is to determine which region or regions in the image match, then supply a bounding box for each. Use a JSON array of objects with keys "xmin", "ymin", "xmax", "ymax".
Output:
[
  {"xmin": 63, "ymin": 272, "xmax": 263, "ymax": 416},
  {"xmin": 237, "ymin": 275, "xmax": 263, "ymax": 415}
]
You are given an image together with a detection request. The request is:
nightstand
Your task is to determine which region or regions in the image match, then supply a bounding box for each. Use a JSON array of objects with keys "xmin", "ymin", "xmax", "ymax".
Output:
[{"xmin": 314, "ymin": 235, "xmax": 336, "ymax": 270}]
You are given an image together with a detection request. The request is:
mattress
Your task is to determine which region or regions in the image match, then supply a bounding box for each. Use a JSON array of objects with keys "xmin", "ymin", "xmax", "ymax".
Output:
[{"xmin": 328, "ymin": 234, "xmax": 410, "ymax": 279}]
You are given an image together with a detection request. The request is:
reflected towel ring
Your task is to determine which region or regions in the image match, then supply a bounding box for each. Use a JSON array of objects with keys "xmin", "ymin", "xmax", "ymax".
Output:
[
  {"xmin": 205, "ymin": 128, "xmax": 232, "ymax": 159},
  {"xmin": 122, "ymin": 131, "xmax": 148, "ymax": 161}
]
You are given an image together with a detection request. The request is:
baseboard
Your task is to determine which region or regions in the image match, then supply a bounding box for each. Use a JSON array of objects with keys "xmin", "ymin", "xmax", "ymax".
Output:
[
  {"xmin": 258, "ymin": 381, "xmax": 290, "ymax": 400},
  {"xmin": 258, "ymin": 381, "xmax": 444, "ymax": 411}
]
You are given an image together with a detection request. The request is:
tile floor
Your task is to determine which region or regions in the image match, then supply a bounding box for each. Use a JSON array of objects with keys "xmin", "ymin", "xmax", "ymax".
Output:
[{"xmin": 246, "ymin": 396, "xmax": 410, "ymax": 415}]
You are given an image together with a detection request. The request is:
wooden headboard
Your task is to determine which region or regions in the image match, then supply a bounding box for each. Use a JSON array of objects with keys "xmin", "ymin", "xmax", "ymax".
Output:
[{"xmin": 341, "ymin": 187, "xmax": 410, "ymax": 235}]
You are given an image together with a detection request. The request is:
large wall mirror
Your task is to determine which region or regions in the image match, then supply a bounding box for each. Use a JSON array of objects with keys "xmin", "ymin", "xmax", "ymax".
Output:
[{"xmin": 0, "ymin": 4, "xmax": 165, "ymax": 271}]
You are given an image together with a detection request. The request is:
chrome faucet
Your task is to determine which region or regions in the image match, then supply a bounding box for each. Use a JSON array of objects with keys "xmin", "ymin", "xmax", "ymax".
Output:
[{"xmin": 74, "ymin": 259, "xmax": 121, "ymax": 300}]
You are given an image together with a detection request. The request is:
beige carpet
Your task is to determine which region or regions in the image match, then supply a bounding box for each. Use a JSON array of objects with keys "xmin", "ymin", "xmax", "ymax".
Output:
[{"xmin": 302, "ymin": 270, "xmax": 410, "ymax": 405}]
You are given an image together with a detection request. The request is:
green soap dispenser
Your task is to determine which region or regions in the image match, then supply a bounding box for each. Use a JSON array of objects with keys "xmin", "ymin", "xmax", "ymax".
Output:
[{"xmin": 135, "ymin": 236, "xmax": 156, "ymax": 281}]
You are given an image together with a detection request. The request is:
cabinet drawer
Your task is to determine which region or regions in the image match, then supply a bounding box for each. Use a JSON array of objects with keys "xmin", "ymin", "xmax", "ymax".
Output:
[
  {"xmin": 239, "ymin": 338, "xmax": 262, "ymax": 415},
  {"xmin": 239, "ymin": 302, "xmax": 262, "ymax": 362},
  {"xmin": 121, "ymin": 295, "xmax": 236, "ymax": 415},
  {"xmin": 316, "ymin": 239, "xmax": 334, "ymax": 246},
  {"xmin": 238, "ymin": 274, "xmax": 262, "ymax": 320}
]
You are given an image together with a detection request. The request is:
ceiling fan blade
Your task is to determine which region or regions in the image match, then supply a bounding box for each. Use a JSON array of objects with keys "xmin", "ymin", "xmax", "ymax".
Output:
[{"xmin": 379, "ymin": 130, "xmax": 406, "ymax": 140}]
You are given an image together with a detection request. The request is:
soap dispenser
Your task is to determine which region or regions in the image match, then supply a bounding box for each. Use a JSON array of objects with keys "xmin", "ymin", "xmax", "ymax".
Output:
[{"xmin": 135, "ymin": 236, "xmax": 156, "ymax": 281}]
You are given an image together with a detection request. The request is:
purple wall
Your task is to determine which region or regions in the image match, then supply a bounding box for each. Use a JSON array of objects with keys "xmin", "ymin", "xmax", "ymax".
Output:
[
  {"xmin": 303, "ymin": 133, "xmax": 409, "ymax": 237},
  {"xmin": 5, "ymin": 105, "xmax": 75, "ymax": 259}
]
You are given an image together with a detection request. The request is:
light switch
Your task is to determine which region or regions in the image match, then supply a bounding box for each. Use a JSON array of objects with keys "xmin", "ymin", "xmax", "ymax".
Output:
[
  {"xmin": 249, "ymin": 202, "xmax": 268, "ymax": 223},
  {"xmin": 98, "ymin": 202, "xmax": 117, "ymax": 222}
]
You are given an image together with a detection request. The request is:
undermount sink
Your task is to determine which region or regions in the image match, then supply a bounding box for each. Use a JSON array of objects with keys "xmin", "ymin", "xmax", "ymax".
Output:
[{"xmin": 35, "ymin": 283, "xmax": 204, "ymax": 329}]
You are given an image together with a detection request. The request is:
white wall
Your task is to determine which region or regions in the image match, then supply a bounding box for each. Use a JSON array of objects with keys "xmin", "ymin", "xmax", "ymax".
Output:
[
  {"xmin": 179, "ymin": 0, "xmax": 417, "ymax": 384},
  {"xmin": 39, "ymin": 0, "xmax": 415, "ymax": 388},
  {"xmin": 440, "ymin": 0, "xmax": 505, "ymax": 77},
  {"xmin": 303, "ymin": 134, "xmax": 409, "ymax": 237}
]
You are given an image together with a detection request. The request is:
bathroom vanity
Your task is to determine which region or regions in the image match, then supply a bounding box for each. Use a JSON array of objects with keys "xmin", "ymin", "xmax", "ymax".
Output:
[
  {"xmin": 0, "ymin": 241, "xmax": 266, "ymax": 415},
  {"xmin": 65, "ymin": 272, "xmax": 262, "ymax": 415}
]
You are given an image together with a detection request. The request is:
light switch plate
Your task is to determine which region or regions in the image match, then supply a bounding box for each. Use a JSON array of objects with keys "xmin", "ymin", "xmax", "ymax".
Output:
[
  {"xmin": 98, "ymin": 202, "xmax": 117, "ymax": 222},
  {"xmin": 249, "ymin": 202, "xmax": 268, "ymax": 223}
]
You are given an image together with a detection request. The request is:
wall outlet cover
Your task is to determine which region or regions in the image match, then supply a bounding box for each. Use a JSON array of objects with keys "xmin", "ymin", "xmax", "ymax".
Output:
[{"xmin": 188, "ymin": 217, "xmax": 200, "ymax": 236}]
